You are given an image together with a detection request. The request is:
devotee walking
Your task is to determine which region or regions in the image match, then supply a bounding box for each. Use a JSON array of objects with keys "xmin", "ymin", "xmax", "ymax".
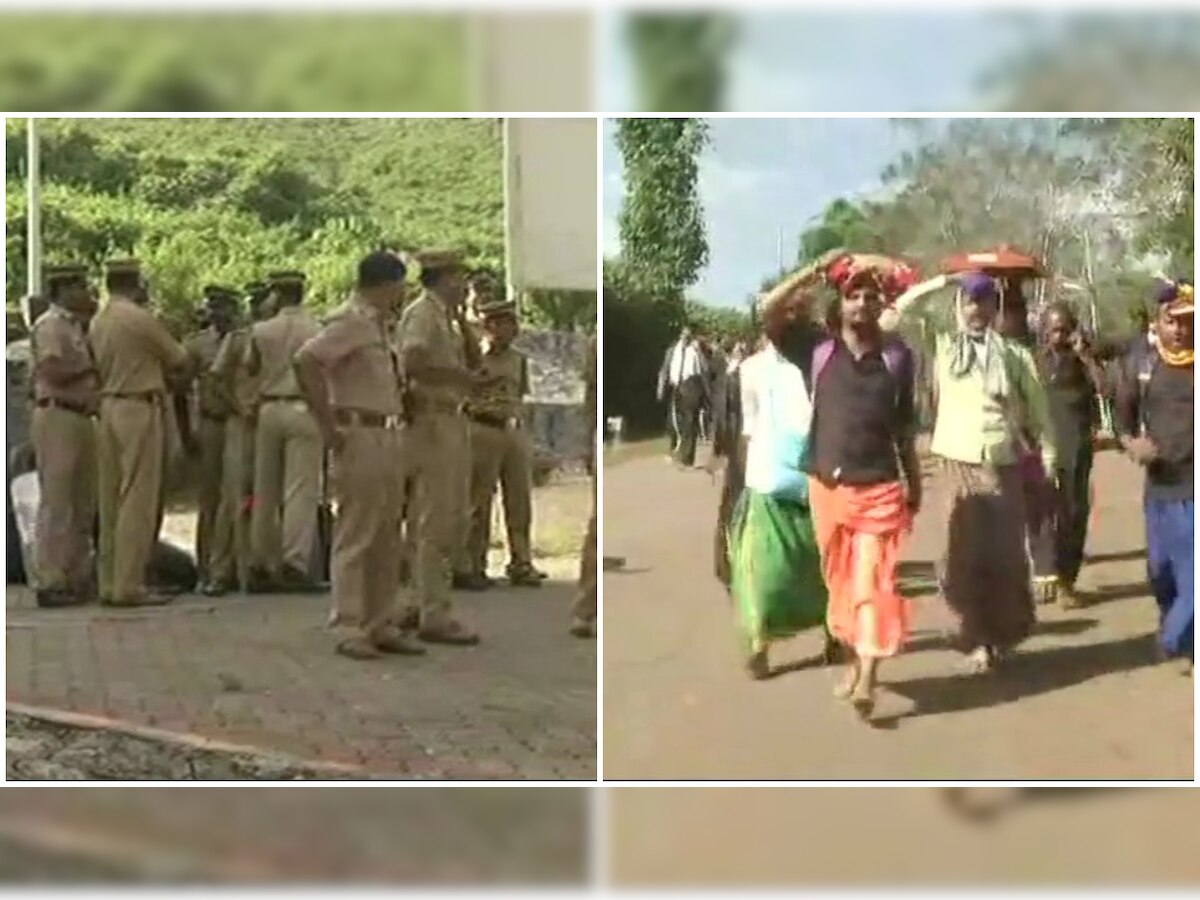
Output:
[
  {"xmin": 930, "ymin": 273, "xmax": 1056, "ymax": 673},
  {"xmin": 1115, "ymin": 280, "xmax": 1194, "ymax": 670},
  {"xmin": 806, "ymin": 263, "xmax": 921, "ymax": 718}
]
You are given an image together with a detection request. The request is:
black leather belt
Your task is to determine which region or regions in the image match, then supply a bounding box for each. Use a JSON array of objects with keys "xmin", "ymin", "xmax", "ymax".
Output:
[
  {"xmin": 261, "ymin": 395, "xmax": 305, "ymax": 403},
  {"xmin": 104, "ymin": 391, "xmax": 163, "ymax": 404},
  {"xmin": 36, "ymin": 397, "xmax": 95, "ymax": 418},
  {"xmin": 334, "ymin": 408, "xmax": 403, "ymax": 430}
]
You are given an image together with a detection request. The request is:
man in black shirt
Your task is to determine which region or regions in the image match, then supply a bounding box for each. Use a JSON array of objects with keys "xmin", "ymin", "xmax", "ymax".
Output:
[
  {"xmin": 1032, "ymin": 303, "xmax": 1107, "ymax": 609},
  {"xmin": 806, "ymin": 268, "xmax": 921, "ymax": 718},
  {"xmin": 1115, "ymin": 281, "xmax": 1193, "ymax": 666}
]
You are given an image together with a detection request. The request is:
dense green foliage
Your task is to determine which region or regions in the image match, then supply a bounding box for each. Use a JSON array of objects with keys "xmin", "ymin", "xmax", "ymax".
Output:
[
  {"xmin": 602, "ymin": 259, "xmax": 684, "ymax": 436},
  {"xmin": 6, "ymin": 118, "xmax": 504, "ymax": 335},
  {"xmin": 614, "ymin": 118, "xmax": 711, "ymax": 296},
  {"xmin": 0, "ymin": 14, "xmax": 466, "ymax": 111},
  {"xmin": 625, "ymin": 13, "xmax": 737, "ymax": 113}
]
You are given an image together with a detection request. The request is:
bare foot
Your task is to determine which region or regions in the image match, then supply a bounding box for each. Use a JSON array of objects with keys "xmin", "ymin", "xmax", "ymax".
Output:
[
  {"xmin": 850, "ymin": 679, "xmax": 876, "ymax": 720},
  {"xmin": 746, "ymin": 649, "xmax": 770, "ymax": 681},
  {"xmin": 833, "ymin": 662, "xmax": 859, "ymax": 699}
]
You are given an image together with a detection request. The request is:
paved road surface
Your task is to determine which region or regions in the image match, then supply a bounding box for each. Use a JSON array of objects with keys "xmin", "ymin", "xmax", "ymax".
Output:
[
  {"xmin": 603, "ymin": 450, "xmax": 1192, "ymax": 779},
  {"xmin": 7, "ymin": 559, "xmax": 595, "ymax": 780}
]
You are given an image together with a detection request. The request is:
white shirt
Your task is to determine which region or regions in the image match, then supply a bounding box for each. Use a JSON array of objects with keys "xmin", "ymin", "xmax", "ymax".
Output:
[
  {"xmin": 667, "ymin": 340, "xmax": 704, "ymax": 385},
  {"xmin": 739, "ymin": 345, "xmax": 813, "ymax": 493}
]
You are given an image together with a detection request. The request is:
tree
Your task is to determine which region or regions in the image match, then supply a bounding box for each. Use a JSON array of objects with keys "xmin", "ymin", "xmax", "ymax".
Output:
[
  {"xmin": 624, "ymin": 13, "xmax": 737, "ymax": 112},
  {"xmin": 614, "ymin": 118, "xmax": 710, "ymax": 296},
  {"xmin": 796, "ymin": 198, "xmax": 886, "ymax": 265}
]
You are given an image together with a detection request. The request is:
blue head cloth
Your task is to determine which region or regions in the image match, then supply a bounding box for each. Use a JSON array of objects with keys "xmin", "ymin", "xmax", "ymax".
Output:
[{"xmin": 960, "ymin": 271, "xmax": 997, "ymax": 301}]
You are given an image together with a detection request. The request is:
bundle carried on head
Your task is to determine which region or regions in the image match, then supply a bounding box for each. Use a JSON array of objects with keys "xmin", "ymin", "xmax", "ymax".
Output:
[{"xmin": 824, "ymin": 252, "xmax": 920, "ymax": 301}]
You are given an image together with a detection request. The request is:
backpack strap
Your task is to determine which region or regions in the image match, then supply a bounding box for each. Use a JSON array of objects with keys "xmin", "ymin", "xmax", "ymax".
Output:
[
  {"xmin": 1136, "ymin": 348, "xmax": 1159, "ymax": 434},
  {"xmin": 810, "ymin": 339, "xmax": 836, "ymax": 396},
  {"xmin": 811, "ymin": 335, "xmax": 910, "ymax": 406}
]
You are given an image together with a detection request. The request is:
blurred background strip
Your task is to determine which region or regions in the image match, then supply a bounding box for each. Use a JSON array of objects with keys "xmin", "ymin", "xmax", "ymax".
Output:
[
  {"xmin": 605, "ymin": 10, "xmax": 1200, "ymax": 112},
  {"xmin": 0, "ymin": 10, "xmax": 592, "ymax": 112}
]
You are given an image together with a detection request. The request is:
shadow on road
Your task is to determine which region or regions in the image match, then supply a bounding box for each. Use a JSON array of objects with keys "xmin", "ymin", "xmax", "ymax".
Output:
[
  {"xmin": 763, "ymin": 654, "xmax": 826, "ymax": 680},
  {"xmin": 880, "ymin": 632, "xmax": 1159, "ymax": 723},
  {"xmin": 897, "ymin": 560, "xmax": 937, "ymax": 597},
  {"xmin": 1085, "ymin": 548, "xmax": 1147, "ymax": 566},
  {"xmin": 1082, "ymin": 581, "xmax": 1153, "ymax": 605},
  {"xmin": 902, "ymin": 617, "xmax": 1098, "ymax": 655}
]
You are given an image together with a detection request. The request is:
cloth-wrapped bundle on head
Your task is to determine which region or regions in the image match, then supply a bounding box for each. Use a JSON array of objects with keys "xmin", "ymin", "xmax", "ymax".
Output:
[{"xmin": 824, "ymin": 253, "xmax": 920, "ymax": 301}]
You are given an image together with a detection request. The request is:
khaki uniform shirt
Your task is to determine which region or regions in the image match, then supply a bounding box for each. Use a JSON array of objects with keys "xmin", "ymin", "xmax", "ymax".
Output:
[
  {"xmin": 185, "ymin": 327, "xmax": 233, "ymax": 419},
  {"xmin": 466, "ymin": 344, "xmax": 527, "ymax": 421},
  {"xmin": 212, "ymin": 329, "xmax": 260, "ymax": 421},
  {"xmin": 247, "ymin": 306, "xmax": 320, "ymax": 400},
  {"xmin": 395, "ymin": 292, "xmax": 467, "ymax": 413},
  {"xmin": 31, "ymin": 305, "xmax": 99, "ymax": 409},
  {"xmin": 301, "ymin": 298, "xmax": 404, "ymax": 416},
  {"xmin": 89, "ymin": 295, "xmax": 188, "ymax": 396}
]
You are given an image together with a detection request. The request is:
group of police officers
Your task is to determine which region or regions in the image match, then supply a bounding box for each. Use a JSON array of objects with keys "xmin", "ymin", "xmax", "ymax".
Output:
[{"xmin": 24, "ymin": 248, "xmax": 597, "ymax": 661}]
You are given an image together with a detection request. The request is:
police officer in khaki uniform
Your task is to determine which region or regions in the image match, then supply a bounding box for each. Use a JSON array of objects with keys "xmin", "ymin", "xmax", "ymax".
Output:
[
  {"xmin": 295, "ymin": 251, "xmax": 426, "ymax": 660},
  {"xmin": 212, "ymin": 283, "xmax": 274, "ymax": 591},
  {"xmin": 245, "ymin": 270, "xmax": 323, "ymax": 592},
  {"xmin": 90, "ymin": 259, "xmax": 190, "ymax": 607},
  {"xmin": 463, "ymin": 294, "xmax": 546, "ymax": 589},
  {"xmin": 570, "ymin": 335, "xmax": 598, "ymax": 638},
  {"xmin": 395, "ymin": 249, "xmax": 480, "ymax": 645},
  {"xmin": 183, "ymin": 285, "xmax": 241, "ymax": 595},
  {"xmin": 30, "ymin": 264, "xmax": 100, "ymax": 608}
]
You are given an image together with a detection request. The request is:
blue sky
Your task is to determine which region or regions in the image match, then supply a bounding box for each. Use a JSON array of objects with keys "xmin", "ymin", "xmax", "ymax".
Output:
[
  {"xmin": 601, "ymin": 12, "xmax": 1051, "ymax": 308},
  {"xmin": 603, "ymin": 118, "xmax": 924, "ymax": 307}
]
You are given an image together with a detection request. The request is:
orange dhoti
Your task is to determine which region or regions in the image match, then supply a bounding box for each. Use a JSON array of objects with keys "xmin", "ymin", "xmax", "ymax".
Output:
[{"xmin": 808, "ymin": 478, "xmax": 911, "ymax": 658}]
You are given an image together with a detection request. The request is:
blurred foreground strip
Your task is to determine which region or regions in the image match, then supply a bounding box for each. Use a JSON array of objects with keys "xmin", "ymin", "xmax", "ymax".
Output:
[
  {"xmin": 611, "ymin": 787, "xmax": 1200, "ymax": 887},
  {"xmin": 0, "ymin": 788, "xmax": 587, "ymax": 884}
]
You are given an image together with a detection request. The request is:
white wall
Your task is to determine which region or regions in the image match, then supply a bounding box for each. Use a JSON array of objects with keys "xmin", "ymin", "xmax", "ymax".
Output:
[{"xmin": 504, "ymin": 118, "xmax": 597, "ymax": 293}]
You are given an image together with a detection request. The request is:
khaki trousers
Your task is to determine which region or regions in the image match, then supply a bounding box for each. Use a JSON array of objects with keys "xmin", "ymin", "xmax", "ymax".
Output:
[
  {"xmin": 450, "ymin": 419, "xmax": 472, "ymax": 576},
  {"xmin": 221, "ymin": 416, "xmax": 256, "ymax": 586},
  {"xmin": 571, "ymin": 472, "xmax": 597, "ymax": 623},
  {"xmin": 196, "ymin": 416, "xmax": 233, "ymax": 584},
  {"xmin": 251, "ymin": 400, "xmax": 321, "ymax": 575},
  {"xmin": 467, "ymin": 420, "xmax": 534, "ymax": 576},
  {"xmin": 97, "ymin": 396, "xmax": 164, "ymax": 603},
  {"xmin": 330, "ymin": 427, "xmax": 405, "ymax": 638},
  {"xmin": 404, "ymin": 411, "xmax": 467, "ymax": 628},
  {"xmin": 32, "ymin": 406, "xmax": 97, "ymax": 594}
]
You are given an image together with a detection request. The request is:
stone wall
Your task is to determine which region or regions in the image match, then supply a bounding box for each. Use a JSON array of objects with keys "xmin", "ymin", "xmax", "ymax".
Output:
[{"xmin": 515, "ymin": 329, "xmax": 590, "ymax": 473}]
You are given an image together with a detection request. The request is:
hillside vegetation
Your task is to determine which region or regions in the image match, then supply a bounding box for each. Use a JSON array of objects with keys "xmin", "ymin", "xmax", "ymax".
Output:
[{"xmin": 6, "ymin": 118, "xmax": 503, "ymax": 334}]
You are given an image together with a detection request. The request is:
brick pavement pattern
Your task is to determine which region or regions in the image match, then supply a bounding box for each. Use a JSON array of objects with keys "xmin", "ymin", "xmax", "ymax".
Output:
[
  {"xmin": 7, "ymin": 568, "xmax": 596, "ymax": 780},
  {"xmin": 603, "ymin": 450, "xmax": 1192, "ymax": 779}
]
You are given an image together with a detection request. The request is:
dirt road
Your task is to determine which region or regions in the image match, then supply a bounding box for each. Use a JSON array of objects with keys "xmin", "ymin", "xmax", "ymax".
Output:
[{"xmin": 602, "ymin": 450, "xmax": 1192, "ymax": 779}]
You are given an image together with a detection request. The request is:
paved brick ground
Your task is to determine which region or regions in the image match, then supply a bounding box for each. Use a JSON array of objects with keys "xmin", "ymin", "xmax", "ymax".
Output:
[
  {"xmin": 603, "ymin": 450, "xmax": 1192, "ymax": 779},
  {"xmin": 7, "ymin": 560, "xmax": 595, "ymax": 779}
]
